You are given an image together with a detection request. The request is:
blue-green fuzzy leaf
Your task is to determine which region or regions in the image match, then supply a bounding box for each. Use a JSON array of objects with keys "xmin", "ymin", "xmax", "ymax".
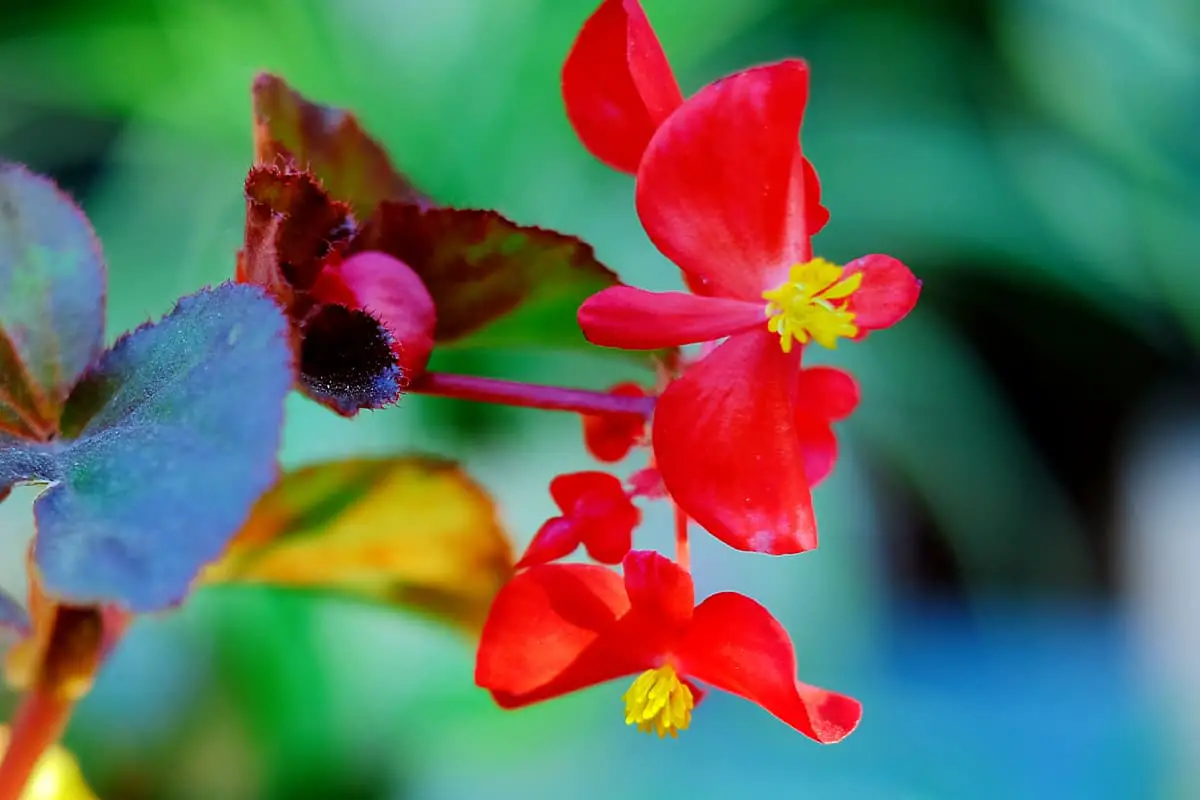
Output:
[
  {"xmin": 0, "ymin": 163, "xmax": 106, "ymax": 438},
  {"xmin": 0, "ymin": 284, "xmax": 293, "ymax": 612}
]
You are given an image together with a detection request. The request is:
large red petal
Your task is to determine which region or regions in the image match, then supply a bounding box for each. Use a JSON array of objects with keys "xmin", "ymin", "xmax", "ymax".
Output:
[
  {"xmin": 562, "ymin": 0, "xmax": 682, "ymax": 174},
  {"xmin": 475, "ymin": 563, "xmax": 647, "ymax": 707},
  {"xmin": 677, "ymin": 592, "xmax": 862, "ymax": 743},
  {"xmin": 842, "ymin": 254, "xmax": 921, "ymax": 336},
  {"xmin": 579, "ymin": 286, "xmax": 765, "ymax": 349},
  {"xmin": 622, "ymin": 550, "xmax": 693, "ymax": 629},
  {"xmin": 311, "ymin": 251, "xmax": 437, "ymax": 378},
  {"xmin": 636, "ymin": 60, "xmax": 812, "ymax": 301},
  {"xmin": 652, "ymin": 329, "xmax": 817, "ymax": 554},
  {"xmin": 797, "ymin": 366, "xmax": 860, "ymax": 422}
]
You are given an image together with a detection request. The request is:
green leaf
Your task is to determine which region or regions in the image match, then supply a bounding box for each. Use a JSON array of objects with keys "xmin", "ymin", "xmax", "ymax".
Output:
[
  {"xmin": 203, "ymin": 456, "xmax": 515, "ymax": 634},
  {"xmin": 0, "ymin": 163, "xmax": 106, "ymax": 439},
  {"xmin": 0, "ymin": 284, "xmax": 293, "ymax": 612}
]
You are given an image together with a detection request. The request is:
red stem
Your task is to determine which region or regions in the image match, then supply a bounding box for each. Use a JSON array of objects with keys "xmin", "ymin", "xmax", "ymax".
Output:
[
  {"xmin": 410, "ymin": 372, "xmax": 655, "ymax": 417},
  {"xmin": 0, "ymin": 687, "xmax": 73, "ymax": 800},
  {"xmin": 674, "ymin": 504, "xmax": 690, "ymax": 573}
]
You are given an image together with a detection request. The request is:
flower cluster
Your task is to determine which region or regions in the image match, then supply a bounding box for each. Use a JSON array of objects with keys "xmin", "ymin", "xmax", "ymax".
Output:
[{"xmin": 475, "ymin": 0, "xmax": 920, "ymax": 742}]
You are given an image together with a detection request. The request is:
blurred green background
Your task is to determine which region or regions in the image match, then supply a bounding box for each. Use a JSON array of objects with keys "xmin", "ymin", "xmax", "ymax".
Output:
[{"xmin": 2, "ymin": 0, "xmax": 1199, "ymax": 797}]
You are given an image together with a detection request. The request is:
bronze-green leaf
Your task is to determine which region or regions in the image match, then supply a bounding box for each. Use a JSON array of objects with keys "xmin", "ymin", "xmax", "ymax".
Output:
[
  {"xmin": 252, "ymin": 73, "xmax": 428, "ymax": 216},
  {"xmin": 203, "ymin": 457, "xmax": 514, "ymax": 634}
]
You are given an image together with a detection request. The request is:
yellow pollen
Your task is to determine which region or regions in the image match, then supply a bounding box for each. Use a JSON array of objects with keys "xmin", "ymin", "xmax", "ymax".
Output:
[
  {"xmin": 622, "ymin": 665, "xmax": 694, "ymax": 739},
  {"xmin": 762, "ymin": 258, "xmax": 863, "ymax": 353}
]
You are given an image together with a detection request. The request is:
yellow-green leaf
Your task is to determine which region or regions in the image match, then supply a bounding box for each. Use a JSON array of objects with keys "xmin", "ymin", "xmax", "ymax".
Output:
[{"xmin": 203, "ymin": 457, "xmax": 514, "ymax": 633}]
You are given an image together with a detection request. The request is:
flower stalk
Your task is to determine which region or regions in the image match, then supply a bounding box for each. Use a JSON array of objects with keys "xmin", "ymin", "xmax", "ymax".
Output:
[
  {"xmin": 410, "ymin": 372, "xmax": 656, "ymax": 418},
  {"xmin": 0, "ymin": 685, "xmax": 74, "ymax": 800}
]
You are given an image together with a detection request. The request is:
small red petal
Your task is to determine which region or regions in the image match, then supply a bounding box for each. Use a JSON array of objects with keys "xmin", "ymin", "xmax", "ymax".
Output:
[
  {"xmin": 582, "ymin": 382, "xmax": 647, "ymax": 463},
  {"xmin": 627, "ymin": 466, "xmax": 666, "ymax": 499},
  {"xmin": 562, "ymin": 0, "xmax": 683, "ymax": 174},
  {"xmin": 797, "ymin": 417, "xmax": 838, "ymax": 487},
  {"xmin": 677, "ymin": 592, "xmax": 863, "ymax": 743},
  {"xmin": 636, "ymin": 60, "xmax": 813, "ymax": 301},
  {"xmin": 797, "ymin": 367, "xmax": 860, "ymax": 422},
  {"xmin": 622, "ymin": 550, "xmax": 693, "ymax": 629},
  {"xmin": 800, "ymin": 157, "xmax": 831, "ymax": 235},
  {"xmin": 842, "ymin": 254, "xmax": 921, "ymax": 335},
  {"xmin": 579, "ymin": 286, "xmax": 765, "ymax": 349},
  {"xmin": 549, "ymin": 471, "xmax": 639, "ymax": 565},
  {"xmin": 312, "ymin": 251, "xmax": 438, "ymax": 378},
  {"xmin": 652, "ymin": 329, "xmax": 817, "ymax": 554},
  {"xmin": 515, "ymin": 517, "xmax": 582, "ymax": 570},
  {"xmin": 794, "ymin": 367, "xmax": 858, "ymax": 486}
]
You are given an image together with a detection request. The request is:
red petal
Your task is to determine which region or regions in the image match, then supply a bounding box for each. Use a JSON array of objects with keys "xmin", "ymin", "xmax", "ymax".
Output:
[
  {"xmin": 797, "ymin": 367, "xmax": 859, "ymax": 422},
  {"xmin": 581, "ymin": 382, "xmax": 647, "ymax": 463},
  {"xmin": 475, "ymin": 564, "xmax": 658, "ymax": 708},
  {"xmin": 797, "ymin": 417, "xmax": 838, "ymax": 487},
  {"xmin": 562, "ymin": 0, "xmax": 682, "ymax": 174},
  {"xmin": 800, "ymin": 157, "xmax": 830, "ymax": 235},
  {"xmin": 677, "ymin": 592, "xmax": 863, "ymax": 743},
  {"xmin": 515, "ymin": 517, "xmax": 582, "ymax": 570},
  {"xmin": 636, "ymin": 60, "xmax": 812, "ymax": 301},
  {"xmin": 311, "ymin": 251, "xmax": 438, "ymax": 378},
  {"xmin": 794, "ymin": 369, "xmax": 857, "ymax": 486},
  {"xmin": 622, "ymin": 550, "xmax": 693, "ymax": 629},
  {"xmin": 549, "ymin": 471, "xmax": 640, "ymax": 565},
  {"xmin": 652, "ymin": 329, "xmax": 817, "ymax": 554},
  {"xmin": 842, "ymin": 254, "xmax": 921, "ymax": 335},
  {"xmin": 627, "ymin": 466, "xmax": 665, "ymax": 499},
  {"xmin": 579, "ymin": 286, "xmax": 765, "ymax": 349}
]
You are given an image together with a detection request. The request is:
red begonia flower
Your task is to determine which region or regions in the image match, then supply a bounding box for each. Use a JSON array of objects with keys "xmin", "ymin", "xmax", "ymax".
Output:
[
  {"xmin": 796, "ymin": 366, "xmax": 860, "ymax": 487},
  {"xmin": 562, "ymin": 0, "xmax": 829, "ymax": 232},
  {"xmin": 577, "ymin": 61, "xmax": 920, "ymax": 554},
  {"xmin": 476, "ymin": 550, "xmax": 861, "ymax": 742},
  {"xmin": 516, "ymin": 471, "xmax": 641, "ymax": 569},
  {"xmin": 581, "ymin": 382, "xmax": 648, "ymax": 463}
]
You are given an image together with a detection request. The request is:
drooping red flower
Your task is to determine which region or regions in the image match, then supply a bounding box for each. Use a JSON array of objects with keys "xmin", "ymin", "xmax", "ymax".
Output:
[
  {"xmin": 796, "ymin": 366, "xmax": 860, "ymax": 487},
  {"xmin": 516, "ymin": 471, "xmax": 640, "ymax": 569},
  {"xmin": 580, "ymin": 381, "xmax": 648, "ymax": 462},
  {"xmin": 562, "ymin": 0, "xmax": 829, "ymax": 232},
  {"xmin": 576, "ymin": 61, "xmax": 920, "ymax": 555},
  {"xmin": 238, "ymin": 167, "xmax": 437, "ymax": 415},
  {"xmin": 476, "ymin": 550, "xmax": 861, "ymax": 742}
]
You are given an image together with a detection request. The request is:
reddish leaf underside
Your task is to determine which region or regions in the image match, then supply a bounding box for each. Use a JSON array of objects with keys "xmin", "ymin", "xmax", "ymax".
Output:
[
  {"xmin": 351, "ymin": 202, "xmax": 623, "ymax": 347},
  {"xmin": 248, "ymin": 74, "xmax": 672, "ymax": 367},
  {"xmin": 252, "ymin": 73, "xmax": 428, "ymax": 215}
]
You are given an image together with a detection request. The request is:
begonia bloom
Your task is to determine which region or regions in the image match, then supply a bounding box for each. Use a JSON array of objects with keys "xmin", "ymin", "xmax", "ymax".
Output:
[{"xmin": 476, "ymin": 550, "xmax": 861, "ymax": 742}]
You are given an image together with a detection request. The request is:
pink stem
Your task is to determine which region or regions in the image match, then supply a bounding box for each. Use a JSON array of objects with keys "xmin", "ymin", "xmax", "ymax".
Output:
[
  {"xmin": 674, "ymin": 504, "xmax": 690, "ymax": 573},
  {"xmin": 410, "ymin": 372, "xmax": 655, "ymax": 417}
]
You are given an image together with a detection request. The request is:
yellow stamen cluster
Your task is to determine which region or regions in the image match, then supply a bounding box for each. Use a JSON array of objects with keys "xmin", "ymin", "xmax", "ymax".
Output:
[
  {"xmin": 762, "ymin": 258, "xmax": 862, "ymax": 352},
  {"xmin": 623, "ymin": 664, "xmax": 694, "ymax": 738}
]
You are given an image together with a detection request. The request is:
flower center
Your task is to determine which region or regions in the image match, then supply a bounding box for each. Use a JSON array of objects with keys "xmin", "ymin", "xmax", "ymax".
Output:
[
  {"xmin": 622, "ymin": 664, "xmax": 694, "ymax": 738},
  {"xmin": 762, "ymin": 258, "xmax": 862, "ymax": 353}
]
